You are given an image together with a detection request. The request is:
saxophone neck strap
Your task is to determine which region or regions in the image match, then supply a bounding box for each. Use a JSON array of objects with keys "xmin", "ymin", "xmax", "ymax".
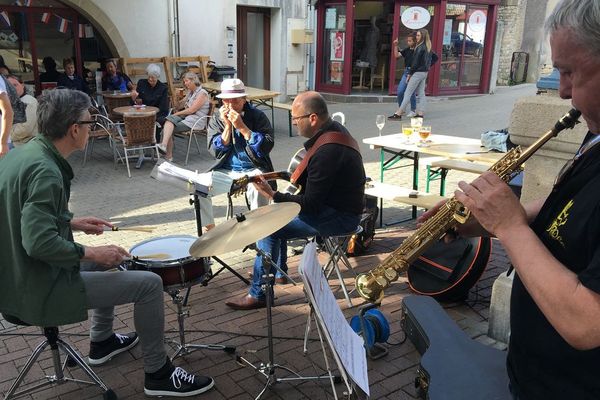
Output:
[{"xmin": 290, "ymin": 131, "xmax": 360, "ymax": 184}]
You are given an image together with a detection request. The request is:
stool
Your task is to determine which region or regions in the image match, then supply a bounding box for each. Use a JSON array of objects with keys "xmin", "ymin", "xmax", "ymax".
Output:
[
  {"xmin": 2, "ymin": 314, "xmax": 116, "ymax": 400},
  {"xmin": 320, "ymin": 226, "xmax": 363, "ymax": 308}
]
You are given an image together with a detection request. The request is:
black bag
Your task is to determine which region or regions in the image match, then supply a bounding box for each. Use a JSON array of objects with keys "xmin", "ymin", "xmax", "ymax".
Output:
[
  {"xmin": 346, "ymin": 195, "xmax": 378, "ymax": 257},
  {"xmin": 407, "ymin": 236, "xmax": 492, "ymax": 302}
]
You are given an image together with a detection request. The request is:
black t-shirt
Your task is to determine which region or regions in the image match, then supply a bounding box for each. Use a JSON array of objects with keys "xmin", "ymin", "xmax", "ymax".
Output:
[{"xmin": 508, "ymin": 132, "xmax": 600, "ymax": 399}]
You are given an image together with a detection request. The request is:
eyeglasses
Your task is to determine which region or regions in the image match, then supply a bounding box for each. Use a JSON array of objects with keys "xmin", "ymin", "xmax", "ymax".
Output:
[
  {"xmin": 291, "ymin": 113, "xmax": 313, "ymax": 122},
  {"xmin": 77, "ymin": 120, "xmax": 98, "ymax": 130}
]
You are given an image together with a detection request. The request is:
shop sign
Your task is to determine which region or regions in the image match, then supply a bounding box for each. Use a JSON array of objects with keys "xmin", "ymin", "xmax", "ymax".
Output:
[
  {"xmin": 401, "ymin": 6, "xmax": 431, "ymax": 30},
  {"xmin": 468, "ymin": 10, "xmax": 487, "ymax": 32}
]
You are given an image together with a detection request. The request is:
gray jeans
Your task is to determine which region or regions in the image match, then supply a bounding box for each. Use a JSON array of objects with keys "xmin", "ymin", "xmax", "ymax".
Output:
[
  {"xmin": 81, "ymin": 264, "xmax": 166, "ymax": 373},
  {"xmin": 399, "ymin": 71, "xmax": 428, "ymax": 115}
]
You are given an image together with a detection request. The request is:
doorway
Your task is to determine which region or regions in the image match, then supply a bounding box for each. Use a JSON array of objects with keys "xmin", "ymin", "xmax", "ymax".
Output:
[{"xmin": 236, "ymin": 6, "xmax": 271, "ymax": 89}]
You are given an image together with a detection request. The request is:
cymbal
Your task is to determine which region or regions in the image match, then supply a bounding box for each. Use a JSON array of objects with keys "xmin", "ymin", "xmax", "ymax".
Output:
[{"xmin": 189, "ymin": 202, "xmax": 300, "ymax": 257}]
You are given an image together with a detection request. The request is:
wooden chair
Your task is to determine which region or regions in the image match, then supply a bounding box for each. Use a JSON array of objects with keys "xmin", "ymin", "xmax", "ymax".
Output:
[
  {"xmin": 112, "ymin": 113, "xmax": 158, "ymax": 177},
  {"xmin": 174, "ymin": 101, "xmax": 215, "ymax": 165},
  {"xmin": 370, "ymin": 63, "xmax": 386, "ymax": 91}
]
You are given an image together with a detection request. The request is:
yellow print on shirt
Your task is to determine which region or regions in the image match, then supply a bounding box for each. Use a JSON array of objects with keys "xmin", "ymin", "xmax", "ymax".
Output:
[{"xmin": 546, "ymin": 199, "xmax": 574, "ymax": 247}]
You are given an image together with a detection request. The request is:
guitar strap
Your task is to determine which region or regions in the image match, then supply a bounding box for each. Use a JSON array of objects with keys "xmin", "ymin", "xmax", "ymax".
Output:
[{"xmin": 290, "ymin": 131, "xmax": 361, "ymax": 184}]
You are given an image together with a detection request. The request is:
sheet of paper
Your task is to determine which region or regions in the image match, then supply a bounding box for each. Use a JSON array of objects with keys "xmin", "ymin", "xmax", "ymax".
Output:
[{"xmin": 299, "ymin": 242, "xmax": 370, "ymax": 396}]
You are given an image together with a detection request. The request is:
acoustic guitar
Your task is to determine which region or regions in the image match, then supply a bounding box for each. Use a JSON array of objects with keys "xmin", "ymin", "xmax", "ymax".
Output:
[{"xmin": 229, "ymin": 148, "xmax": 305, "ymax": 196}]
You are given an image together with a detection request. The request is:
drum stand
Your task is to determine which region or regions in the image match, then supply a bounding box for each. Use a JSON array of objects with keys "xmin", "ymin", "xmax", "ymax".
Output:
[
  {"xmin": 236, "ymin": 246, "xmax": 340, "ymax": 400},
  {"xmin": 165, "ymin": 286, "xmax": 236, "ymax": 360},
  {"xmin": 164, "ymin": 185, "xmax": 240, "ymax": 360},
  {"xmin": 190, "ymin": 188, "xmax": 250, "ymax": 286}
]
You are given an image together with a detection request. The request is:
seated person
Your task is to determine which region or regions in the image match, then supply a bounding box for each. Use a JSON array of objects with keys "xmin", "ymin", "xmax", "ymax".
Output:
[
  {"xmin": 101, "ymin": 60, "xmax": 133, "ymax": 92},
  {"xmin": 156, "ymin": 71, "xmax": 209, "ymax": 161},
  {"xmin": 0, "ymin": 88, "xmax": 215, "ymax": 397},
  {"xmin": 39, "ymin": 56, "xmax": 61, "ymax": 83},
  {"xmin": 7, "ymin": 74, "xmax": 37, "ymax": 146},
  {"xmin": 131, "ymin": 63, "xmax": 169, "ymax": 127},
  {"xmin": 57, "ymin": 58, "xmax": 89, "ymax": 94},
  {"xmin": 200, "ymin": 78, "xmax": 274, "ymax": 231},
  {"xmin": 226, "ymin": 91, "xmax": 365, "ymax": 310}
]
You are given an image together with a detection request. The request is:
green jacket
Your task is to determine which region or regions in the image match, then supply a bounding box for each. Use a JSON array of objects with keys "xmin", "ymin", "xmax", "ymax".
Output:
[{"xmin": 0, "ymin": 135, "xmax": 87, "ymax": 326}]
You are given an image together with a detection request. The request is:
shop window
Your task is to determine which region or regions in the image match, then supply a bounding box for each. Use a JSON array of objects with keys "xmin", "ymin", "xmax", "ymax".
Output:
[
  {"xmin": 321, "ymin": 5, "xmax": 346, "ymax": 86},
  {"xmin": 440, "ymin": 4, "xmax": 486, "ymax": 90}
]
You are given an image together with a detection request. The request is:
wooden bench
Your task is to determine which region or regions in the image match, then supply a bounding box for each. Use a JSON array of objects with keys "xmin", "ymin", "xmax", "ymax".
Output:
[
  {"xmin": 365, "ymin": 181, "xmax": 447, "ymax": 226},
  {"xmin": 427, "ymin": 159, "xmax": 493, "ymax": 196},
  {"xmin": 272, "ymin": 102, "xmax": 293, "ymax": 137}
]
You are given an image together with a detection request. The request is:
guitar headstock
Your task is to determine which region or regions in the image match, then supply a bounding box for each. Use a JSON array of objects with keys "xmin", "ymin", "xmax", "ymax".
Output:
[{"xmin": 230, "ymin": 175, "xmax": 250, "ymax": 197}]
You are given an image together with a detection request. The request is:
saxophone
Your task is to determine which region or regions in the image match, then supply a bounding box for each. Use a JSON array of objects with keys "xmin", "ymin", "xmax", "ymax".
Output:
[{"xmin": 356, "ymin": 108, "xmax": 582, "ymax": 303}]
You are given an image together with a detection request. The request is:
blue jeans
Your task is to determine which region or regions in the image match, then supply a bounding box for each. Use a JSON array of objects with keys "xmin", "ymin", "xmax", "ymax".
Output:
[
  {"xmin": 397, "ymin": 69, "xmax": 416, "ymax": 111},
  {"xmin": 249, "ymin": 206, "xmax": 361, "ymax": 299}
]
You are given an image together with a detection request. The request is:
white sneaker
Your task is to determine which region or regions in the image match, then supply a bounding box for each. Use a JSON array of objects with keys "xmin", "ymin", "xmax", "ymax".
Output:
[{"xmin": 406, "ymin": 111, "xmax": 417, "ymax": 118}]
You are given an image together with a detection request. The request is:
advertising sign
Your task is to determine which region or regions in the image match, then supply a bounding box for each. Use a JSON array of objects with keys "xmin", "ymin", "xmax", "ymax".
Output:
[{"xmin": 401, "ymin": 6, "xmax": 431, "ymax": 30}]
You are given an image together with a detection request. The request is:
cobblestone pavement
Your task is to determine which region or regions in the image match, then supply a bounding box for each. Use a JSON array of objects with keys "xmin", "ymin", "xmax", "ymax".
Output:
[{"xmin": 0, "ymin": 85, "xmax": 534, "ymax": 399}]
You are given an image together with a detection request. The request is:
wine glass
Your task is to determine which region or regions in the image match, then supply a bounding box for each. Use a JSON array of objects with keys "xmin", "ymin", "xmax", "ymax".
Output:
[
  {"xmin": 402, "ymin": 124, "xmax": 414, "ymax": 144},
  {"xmin": 376, "ymin": 115, "xmax": 386, "ymax": 136},
  {"xmin": 418, "ymin": 126, "xmax": 431, "ymax": 147}
]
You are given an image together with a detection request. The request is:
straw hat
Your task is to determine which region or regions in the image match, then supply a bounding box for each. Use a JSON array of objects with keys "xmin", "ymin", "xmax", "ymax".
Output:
[{"xmin": 216, "ymin": 78, "xmax": 248, "ymax": 99}]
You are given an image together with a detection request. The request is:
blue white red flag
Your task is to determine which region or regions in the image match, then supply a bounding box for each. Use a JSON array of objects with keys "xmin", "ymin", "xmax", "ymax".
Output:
[
  {"xmin": 41, "ymin": 12, "xmax": 50, "ymax": 23},
  {"xmin": 58, "ymin": 17, "xmax": 68, "ymax": 33},
  {"xmin": 0, "ymin": 11, "xmax": 10, "ymax": 27}
]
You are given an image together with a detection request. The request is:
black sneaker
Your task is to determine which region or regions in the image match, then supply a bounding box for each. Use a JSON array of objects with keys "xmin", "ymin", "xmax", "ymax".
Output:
[
  {"xmin": 388, "ymin": 113, "xmax": 402, "ymax": 120},
  {"xmin": 88, "ymin": 332, "xmax": 139, "ymax": 366},
  {"xmin": 144, "ymin": 366, "xmax": 215, "ymax": 397}
]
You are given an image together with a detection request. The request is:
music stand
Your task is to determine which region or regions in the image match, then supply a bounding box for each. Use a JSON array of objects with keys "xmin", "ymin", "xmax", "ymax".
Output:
[{"xmin": 236, "ymin": 245, "xmax": 341, "ymax": 400}]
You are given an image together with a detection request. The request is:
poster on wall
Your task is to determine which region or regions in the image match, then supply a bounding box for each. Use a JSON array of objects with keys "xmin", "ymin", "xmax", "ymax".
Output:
[
  {"xmin": 330, "ymin": 61, "xmax": 343, "ymax": 83},
  {"xmin": 468, "ymin": 10, "xmax": 487, "ymax": 32},
  {"xmin": 401, "ymin": 6, "xmax": 431, "ymax": 30},
  {"xmin": 330, "ymin": 31, "xmax": 344, "ymax": 61},
  {"xmin": 325, "ymin": 8, "xmax": 337, "ymax": 30},
  {"xmin": 443, "ymin": 19, "xmax": 452, "ymax": 45}
]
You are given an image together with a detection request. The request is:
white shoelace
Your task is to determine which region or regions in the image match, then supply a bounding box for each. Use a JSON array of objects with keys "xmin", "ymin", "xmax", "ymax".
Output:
[
  {"xmin": 115, "ymin": 333, "xmax": 129, "ymax": 344},
  {"xmin": 170, "ymin": 367, "xmax": 195, "ymax": 389}
]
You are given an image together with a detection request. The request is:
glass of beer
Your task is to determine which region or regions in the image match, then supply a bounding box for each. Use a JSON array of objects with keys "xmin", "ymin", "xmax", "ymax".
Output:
[
  {"xmin": 418, "ymin": 126, "xmax": 432, "ymax": 147},
  {"xmin": 402, "ymin": 124, "xmax": 414, "ymax": 144}
]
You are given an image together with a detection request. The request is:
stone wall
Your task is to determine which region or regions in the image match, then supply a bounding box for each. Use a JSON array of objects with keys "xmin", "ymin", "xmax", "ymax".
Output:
[{"xmin": 496, "ymin": 0, "xmax": 528, "ymax": 85}]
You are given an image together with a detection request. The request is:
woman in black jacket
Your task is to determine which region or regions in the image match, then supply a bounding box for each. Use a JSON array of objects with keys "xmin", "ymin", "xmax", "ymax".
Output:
[{"xmin": 397, "ymin": 28, "xmax": 432, "ymax": 118}]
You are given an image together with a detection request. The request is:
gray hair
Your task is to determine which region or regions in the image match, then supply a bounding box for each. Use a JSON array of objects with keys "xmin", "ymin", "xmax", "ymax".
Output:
[
  {"xmin": 182, "ymin": 71, "xmax": 200, "ymax": 86},
  {"xmin": 37, "ymin": 89, "xmax": 91, "ymax": 140},
  {"xmin": 546, "ymin": 0, "xmax": 600, "ymax": 57},
  {"xmin": 146, "ymin": 63, "xmax": 161, "ymax": 78}
]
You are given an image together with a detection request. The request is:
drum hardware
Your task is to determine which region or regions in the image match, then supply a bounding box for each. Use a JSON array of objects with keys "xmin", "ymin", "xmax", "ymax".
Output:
[
  {"xmin": 190, "ymin": 184, "xmax": 251, "ymax": 286},
  {"xmin": 235, "ymin": 245, "xmax": 335, "ymax": 400}
]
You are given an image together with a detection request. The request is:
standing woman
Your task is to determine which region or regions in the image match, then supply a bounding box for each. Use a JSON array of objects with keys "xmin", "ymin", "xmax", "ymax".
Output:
[
  {"xmin": 156, "ymin": 72, "xmax": 209, "ymax": 161},
  {"xmin": 389, "ymin": 31, "xmax": 418, "ymax": 120},
  {"xmin": 397, "ymin": 28, "xmax": 432, "ymax": 119}
]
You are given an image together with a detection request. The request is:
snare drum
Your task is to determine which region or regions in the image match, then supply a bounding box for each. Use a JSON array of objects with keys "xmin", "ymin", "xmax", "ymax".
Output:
[{"xmin": 129, "ymin": 235, "xmax": 210, "ymax": 291}]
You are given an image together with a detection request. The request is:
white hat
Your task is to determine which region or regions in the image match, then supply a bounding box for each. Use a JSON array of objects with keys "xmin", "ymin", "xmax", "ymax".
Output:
[{"xmin": 216, "ymin": 78, "xmax": 248, "ymax": 99}]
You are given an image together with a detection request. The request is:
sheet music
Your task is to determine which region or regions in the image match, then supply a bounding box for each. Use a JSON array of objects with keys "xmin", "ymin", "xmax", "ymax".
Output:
[
  {"xmin": 154, "ymin": 162, "xmax": 233, "ymax": 196},
  {"xmin": 299, "ymin": 242, "xmax": 370, "ymax": 396}
]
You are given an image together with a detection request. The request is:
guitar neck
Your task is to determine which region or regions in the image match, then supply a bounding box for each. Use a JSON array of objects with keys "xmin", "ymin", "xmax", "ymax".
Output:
[{"xmin": 250, "ymin": 171, "xmax": 291, "ymax": 183}]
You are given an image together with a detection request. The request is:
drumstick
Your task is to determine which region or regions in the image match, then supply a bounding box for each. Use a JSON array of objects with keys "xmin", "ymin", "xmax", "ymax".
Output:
[
  {"xmin": 130, "ymin": 253, "xmax": 171, "ymax": 260},
  {"xmin": 111, "ymin": 226, "xmax": 155, "ymax": 233}
]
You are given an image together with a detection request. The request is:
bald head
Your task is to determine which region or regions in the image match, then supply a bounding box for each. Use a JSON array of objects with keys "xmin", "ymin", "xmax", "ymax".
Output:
[{"xmin": 294, "ymin": 91, "xmax": 329, "ymax": 121}]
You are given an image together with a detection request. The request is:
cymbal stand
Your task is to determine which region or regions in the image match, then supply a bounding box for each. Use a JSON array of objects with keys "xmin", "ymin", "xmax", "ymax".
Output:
[{"xmin": 236, "ymin": 246, "xmax": 340, "ymax": 400}]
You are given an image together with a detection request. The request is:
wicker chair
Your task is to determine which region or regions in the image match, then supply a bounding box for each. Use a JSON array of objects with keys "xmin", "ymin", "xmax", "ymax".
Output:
[
  {"xmin": 103, "ymin": 96, "xmax": 131, "ymax": 122},
  {"xmin": 112, "ymin": 113, "xmax": 158, "ymax": 177},
  {"xmin": 174, "ymin": 101, "xmax": 215, "ymax": 165}
]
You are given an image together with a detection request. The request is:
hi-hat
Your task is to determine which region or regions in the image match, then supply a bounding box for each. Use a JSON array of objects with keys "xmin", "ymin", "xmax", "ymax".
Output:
[{"xmin": 189, "ymin": 202, "xmax": 300, "ymax": 257}]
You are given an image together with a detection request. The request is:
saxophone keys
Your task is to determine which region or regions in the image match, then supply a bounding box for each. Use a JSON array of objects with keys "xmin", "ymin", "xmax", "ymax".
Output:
[{"xmin": 383, "ymin": 268, "xmax": 399, "ymax": 281}]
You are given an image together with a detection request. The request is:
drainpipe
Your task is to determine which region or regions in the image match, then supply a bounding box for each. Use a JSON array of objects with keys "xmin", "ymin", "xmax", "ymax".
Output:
[
  {"xmin": 306, "ymin": 0, "xmax": 315, "ymax": 90},
  {"xmin": 168, "ymin": 0, "xmax": 181, "ymax": 57}
]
